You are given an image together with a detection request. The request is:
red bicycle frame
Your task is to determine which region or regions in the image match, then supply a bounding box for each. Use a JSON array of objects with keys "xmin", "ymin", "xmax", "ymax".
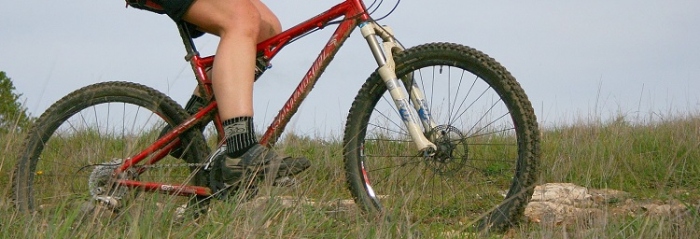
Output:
[{"xmin": 114, "ymin": 0, "xmax": 371, "ymax": 197}]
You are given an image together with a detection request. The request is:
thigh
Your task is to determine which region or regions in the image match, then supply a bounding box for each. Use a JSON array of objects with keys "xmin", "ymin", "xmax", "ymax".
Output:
[
  {"xmin": 183, "ymin": 0, "xmax": 280, "ymax": 42},
  {"xmin": 183, "ymin": 0, "xmax": 260, "ymax": 37}
]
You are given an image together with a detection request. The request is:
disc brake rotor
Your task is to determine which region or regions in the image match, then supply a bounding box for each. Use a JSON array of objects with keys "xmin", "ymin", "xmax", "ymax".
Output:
[{"xmin": 425, "ymin": 125, "xmax": 468, "ymax": 175}]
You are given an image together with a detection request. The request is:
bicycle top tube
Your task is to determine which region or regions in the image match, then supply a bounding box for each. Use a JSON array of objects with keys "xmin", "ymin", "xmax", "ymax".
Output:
[
  {"xmin": 178, "ymin": 0, "xmax": 371, "ymax": 63},
  {"xmin": 255, "ymin": 0, "xmax": 370, "ymax": 60}
]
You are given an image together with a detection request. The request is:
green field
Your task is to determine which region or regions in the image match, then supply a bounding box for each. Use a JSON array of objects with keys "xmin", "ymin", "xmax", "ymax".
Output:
[{"xmin": 1, "ymin": 113, "xmax": 699, "ymax": 238}]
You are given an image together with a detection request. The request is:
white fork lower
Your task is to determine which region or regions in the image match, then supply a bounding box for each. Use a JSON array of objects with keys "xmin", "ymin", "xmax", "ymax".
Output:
[{"xmin": 359, "ymin": 22, "xmax": 437, "ymax": 154}]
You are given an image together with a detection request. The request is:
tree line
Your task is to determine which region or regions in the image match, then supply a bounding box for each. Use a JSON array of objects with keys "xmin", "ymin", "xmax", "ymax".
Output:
[{"xmin": 0, "ymin": 71, "xmax": 33, "ymax": 133}]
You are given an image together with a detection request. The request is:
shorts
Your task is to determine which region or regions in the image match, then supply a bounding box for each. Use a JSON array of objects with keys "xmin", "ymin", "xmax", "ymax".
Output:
[
  {"xmin": 154, "ymin": 0, "xmax": 205, "ymax": 38},
  {"xmin": 154, "ymin": 0, "xmax": 194, "ymax": 21}
]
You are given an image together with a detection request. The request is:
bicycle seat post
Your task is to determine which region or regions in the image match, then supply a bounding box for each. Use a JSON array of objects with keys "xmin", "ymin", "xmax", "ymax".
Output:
[
  {"xmin": 176, "ymin": 22, "xmax": 211, "ymax": 97},
  {"xmin": 176, "ymin": 22, "xmax": 200, "ymax": 61}
]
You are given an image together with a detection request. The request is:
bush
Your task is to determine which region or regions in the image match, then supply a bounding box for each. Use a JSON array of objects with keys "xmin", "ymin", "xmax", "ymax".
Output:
[{"xmin": 0, "ymin": 71, "xmax": 32, "ymax": 133}]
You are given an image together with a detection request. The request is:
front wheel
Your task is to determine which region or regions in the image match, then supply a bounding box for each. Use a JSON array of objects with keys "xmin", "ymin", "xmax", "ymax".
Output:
[{"xmin": 343, "ymin": 43, "xmax": 540, "ymax": 233}]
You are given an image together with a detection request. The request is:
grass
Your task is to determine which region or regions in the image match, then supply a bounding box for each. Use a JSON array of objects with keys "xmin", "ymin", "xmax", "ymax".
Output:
[
  {"xmin": 2, "ymin": 112, "xmax": 700, "ymax": 238},
  {"xmin": 539, "ymin": 114, "xmax": 700, "ymax": 200}
]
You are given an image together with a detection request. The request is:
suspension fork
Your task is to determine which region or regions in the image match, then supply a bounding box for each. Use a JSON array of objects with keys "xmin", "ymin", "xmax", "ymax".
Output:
[{"xmin": 359, "ymin": 22, "xmax": 437, "ymax": 153}]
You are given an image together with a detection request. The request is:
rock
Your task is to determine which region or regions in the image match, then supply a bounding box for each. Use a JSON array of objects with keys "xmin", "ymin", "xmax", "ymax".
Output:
[
  {"xmin": 525, "ymin": 200, "xmax": 605, "ymax": 226},
  {"xmin": 525, "ymin": 182, "xmax": 700, "ymax": 228},
  {"xmin": 531, "ymin": 183, "xmax": 591, "ymax": 204},
  {"xmin": 640, "ymin": 201, "xmax": 689, "ymax": 216}
]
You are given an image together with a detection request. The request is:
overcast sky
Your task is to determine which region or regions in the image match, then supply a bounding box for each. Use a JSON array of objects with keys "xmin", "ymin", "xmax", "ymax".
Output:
[{"xmin": 2, "ymin": 1, "xmax": 699, "ymax": 135}]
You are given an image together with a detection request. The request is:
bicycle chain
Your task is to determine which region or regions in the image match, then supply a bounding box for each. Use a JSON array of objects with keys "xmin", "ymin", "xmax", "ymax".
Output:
[{"xmin": 139, "ymin": 162, "xmax": 210, "ymax": 169}]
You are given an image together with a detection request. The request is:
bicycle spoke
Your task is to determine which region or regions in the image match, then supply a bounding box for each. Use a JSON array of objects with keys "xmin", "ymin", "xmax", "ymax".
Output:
[
  {"xmin": 367, "ymin": 122, "xmax": 407, "ymax": 137},
  {"xmin": 447, "ymin": 74, "xmax": 479, "ymax": 126},
  {"xmin": 468, "ymin": 125, "xmax": 516, "ymax": 139},
  {"xmin": 463, "ymin": 98, "xmax": 504, "ymax": 135},
  {"xmin": 449, "ymin": 70, "xmax": 467, "ymax": 122},
  {"xmin": 449, "ymin": 84, "xmax": 492, "ymax": 127}
]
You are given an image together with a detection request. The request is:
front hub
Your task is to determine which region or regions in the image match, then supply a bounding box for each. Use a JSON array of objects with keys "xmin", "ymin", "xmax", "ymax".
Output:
[{"xmin": 425, "ymin": 125, "xmax": 468, "ymax": 175}]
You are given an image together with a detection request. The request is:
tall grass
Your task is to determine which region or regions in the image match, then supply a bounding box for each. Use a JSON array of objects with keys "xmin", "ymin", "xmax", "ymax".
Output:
[
  {"xmin": 540, "ymin": 114, "xmax": 700, "ymax": 199},
  {"xmin": 2, "ymin": 113, "xmax": 699, "ymax": 238}
]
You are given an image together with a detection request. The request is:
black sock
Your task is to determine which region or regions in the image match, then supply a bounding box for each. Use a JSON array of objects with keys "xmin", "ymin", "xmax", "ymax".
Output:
[
  {"xmin": 184, "ymin": 95, "xmax": 207, "ymax": 115},
  {"xmin": 222, "ymin": 117, "xmax": 258, "ymax": 158}
]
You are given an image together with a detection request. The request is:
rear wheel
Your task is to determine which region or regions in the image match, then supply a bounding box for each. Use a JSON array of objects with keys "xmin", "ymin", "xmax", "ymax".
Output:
[
  {"xmin": 343, "ymin": 43, "xmax": 540, "ymax": 233},
  {"xmin": 12, "ymin": 81, "xmax": 210, "ymax": 221}
]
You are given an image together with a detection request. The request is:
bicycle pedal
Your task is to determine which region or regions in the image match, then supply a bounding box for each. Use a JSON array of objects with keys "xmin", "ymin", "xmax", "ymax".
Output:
[
  {"xmin": 94, "ymin": 196, "xmax": 120, "ymax": 210},
  {"xmin": 273, "ymin": 176, "xmax": 298, "ymax": 187}
]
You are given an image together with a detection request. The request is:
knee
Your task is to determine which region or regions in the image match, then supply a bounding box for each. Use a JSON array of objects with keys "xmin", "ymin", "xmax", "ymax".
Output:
[
  {"xmin": 269, "ymin": 17, "xmax": 282, "ymax": 35},
  {"xmin": 259, "ymin": 16, "xmax": 281, "ymax": 41},
  {"xmin": 218, "ymin": 7, "xmax": 263, "ymax": 39},
  {"xmin": 267, "ymin": 15, "xmax": 282, "ymax": 35}
]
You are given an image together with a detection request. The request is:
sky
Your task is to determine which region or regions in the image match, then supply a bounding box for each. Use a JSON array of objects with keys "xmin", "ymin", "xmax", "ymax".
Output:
[{"xmin": 2, "ymin": 1, "xmax": 699, "ymax": 136}]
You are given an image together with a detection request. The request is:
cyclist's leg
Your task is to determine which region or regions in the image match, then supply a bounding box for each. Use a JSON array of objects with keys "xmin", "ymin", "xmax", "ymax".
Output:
[
  {"xmin": 183, "ymin": 0, "xmax": 261, "ymax": 119},
  {"xmin": 185, "ymin": 0, "xmax": 280, "ymax": 115},
  {"xmin": 182, "ymin": 0, "xmax": 309, "ymax": 192}
]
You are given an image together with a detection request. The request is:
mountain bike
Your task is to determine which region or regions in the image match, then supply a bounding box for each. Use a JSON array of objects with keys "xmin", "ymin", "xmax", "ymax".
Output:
[{"xmin": 12, "ymin": 0, "xmax": 540, "ymax": 233}]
